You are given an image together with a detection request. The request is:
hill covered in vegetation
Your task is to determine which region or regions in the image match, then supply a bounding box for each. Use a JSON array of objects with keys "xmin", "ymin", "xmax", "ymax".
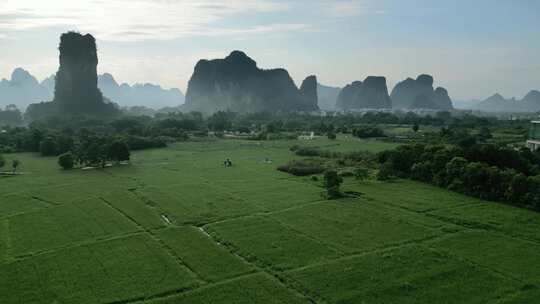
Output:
[{"xmin": 184, "ymin": 51, "xmax": 319, "ymax": 114}]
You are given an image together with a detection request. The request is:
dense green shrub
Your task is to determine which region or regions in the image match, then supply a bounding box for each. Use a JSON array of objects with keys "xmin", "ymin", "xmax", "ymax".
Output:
[
  {"xmin": 108, "ymin": 141, "xmax": 130, "ymax": 162},
  {"xmin": 277, "ymin": 160, "xmax": 324, "ymax": 176},
  {"xmin": 294, "ymin": 147, "xmax": 321, "ymax": 157},
  {"xmin": 352, "ymin": 127, "xmax": 385, "ymax": 138},
  {"xmin": 58, "ymin": 152, "xmax": 74, "ymax": 169},
  {"xmin": 40, "ymin": 137, "xmax": 58, "ymax": 156}
]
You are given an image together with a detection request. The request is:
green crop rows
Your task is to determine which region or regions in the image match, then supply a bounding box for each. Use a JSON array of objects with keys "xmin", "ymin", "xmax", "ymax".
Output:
[{"xmin": 1, "ymin": 137, "xmax": 539, "ymax": 303}]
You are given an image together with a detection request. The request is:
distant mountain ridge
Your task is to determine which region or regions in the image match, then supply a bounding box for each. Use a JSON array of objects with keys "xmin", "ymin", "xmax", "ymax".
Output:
[
  {"xmin": 0, "ymin": 68, "xmax": 184, "ymax": 110},
  {"xmin": 0, "ymin": 68, "xmax": 51, "ymax": 109},
  {"xmin": 98, "ymin": 73, "xmax": 184, "ymax": 108},
  {"xmin": 473, "ymin": 91, "xmax": 540, "ymax": 112}
]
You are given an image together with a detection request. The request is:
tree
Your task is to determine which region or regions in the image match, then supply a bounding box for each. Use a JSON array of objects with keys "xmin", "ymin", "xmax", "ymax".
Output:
[
  {"xmin": 108, "ymin": 141, "xmax": 130, "ymax": 163},
  {"xmin": 0, "ymin": 154, "xmax": 4, "ymax": 169},
  {"xmin": 327, "ymin": 131, "xmax": 337, "ymax": 140},
  {"xmin": 11, "ymin": 159, "xmax": 20, "ymax": 174},
  {"xmin": 58, "ymin": 152, "xmax": 74, "ymax": 169},
  {"xmin": 323, "ymin": 170, "xmax": 343, "ymax": 199},
  {"xmin": 39, "ymin": 136, "xmax": 58, "ymax": 156},
  {"xmin": 354, "ymin": 167, "xmax": 369, "ymax": 181},
  {"xmin": 412, "ymin": 123, "xmax": 419, "ymax": 133}
]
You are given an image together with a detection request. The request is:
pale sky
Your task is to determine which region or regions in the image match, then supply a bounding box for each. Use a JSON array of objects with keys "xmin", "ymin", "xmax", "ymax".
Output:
[{"xmin": 0, "ymin": 0, "xmax": 539, "ymax": 100}]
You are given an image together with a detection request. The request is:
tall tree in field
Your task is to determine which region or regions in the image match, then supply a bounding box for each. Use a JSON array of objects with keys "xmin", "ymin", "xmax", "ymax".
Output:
[
  {"xmin": 108, "ymin": 141, "xmax": 130, "ymax": 163},
  {"xmin": 11, "ymin": 159, "xmax": 20, "ymax": 174},
  {"xmin": 323, "ymin": 170, "xmax": 343, "ymax": 199}
]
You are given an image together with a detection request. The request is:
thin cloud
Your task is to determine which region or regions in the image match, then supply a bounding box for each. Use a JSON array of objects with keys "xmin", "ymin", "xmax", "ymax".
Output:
[
  {"xmin": 324, "ymin": 0, "xmax": 386, "ymax": 17},
  {"xmin": 0, "ymin": 0, "xmax": 301, "ymax": 41}
]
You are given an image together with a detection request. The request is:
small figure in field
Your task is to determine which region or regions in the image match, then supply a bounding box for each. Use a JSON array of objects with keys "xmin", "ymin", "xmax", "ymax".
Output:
[{"xmin": 224, "ymin": 158, "xmax": 232, "ymax": 167}]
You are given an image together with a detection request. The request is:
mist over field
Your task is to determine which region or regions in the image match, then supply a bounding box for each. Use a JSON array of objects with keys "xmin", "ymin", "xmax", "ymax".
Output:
[{"xmin": 1, "ymin": 1, "xmax": 540, "ymax": 304}]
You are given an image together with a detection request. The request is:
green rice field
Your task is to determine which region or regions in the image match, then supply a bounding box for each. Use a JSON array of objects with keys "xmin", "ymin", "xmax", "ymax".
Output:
[{"xmin": 1, "ymin": 136, "xmax": 539, "ymax": 303}]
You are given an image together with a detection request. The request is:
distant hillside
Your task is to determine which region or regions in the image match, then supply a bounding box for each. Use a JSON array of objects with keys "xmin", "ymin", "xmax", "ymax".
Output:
[
  {"xmin": 317, "ymin": 83, "xmax": 340, "ymax": 111},
  {"xmin": 184, "ymin": 50, "xmax": 318, "ymax": 114},
  {"xmin": 0, "ymin": 68, "xmax": 52, "ymax": 109},
  {"xmin": 336, "ymin": 76, "xmax": 392, "ymax": 110},
  {"xmin": 0, "ymin": 69, "xmax": 184, "ymax": 110},
  {"xmin": 391, "ymin": 74, "xmax": 453, "ymax": 110},
  {"xmin": 473, "ymin": 91, "xmax": 540, "ymax": 112},
  {"xmin": 98, "ymin": 73, "xmax": 184, "ymax": 109}
]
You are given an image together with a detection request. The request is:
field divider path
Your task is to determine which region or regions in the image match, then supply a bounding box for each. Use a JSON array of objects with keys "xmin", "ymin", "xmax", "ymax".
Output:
[
  {"xmin": 113, "ymin": 272, "xmax": 263, "ymax": 304},
  {"xmin": 11, "ymin": 230, "xmax": 147, "ymax": 262},
  {"xmin": 267, "ymin": 215, "xmax": 347, "ymax": 256},
  {"xmin": 98, "ymin": 197, "xmax": 207, "ymax": 285},
  {"xmin": 30, "ymin": 195, "xmax": 62, "ymax": 207},
  {"xmin": 1, "ymin": 218, "xmax": 12, "ymax": 263},
  {"xmin": 198, "ymin": 225, "xmax": 322, "ymax": 304},
  {"xmin": 283, "ymin": 233, "xmax": 444, "ymax": 275},
  {"xmin": 425, "ymin": 212, "xmax": 540, "ymax": 246},
  {"xmin": 198, "ymin": 199, "xmax": 327, "ymax": 228}
]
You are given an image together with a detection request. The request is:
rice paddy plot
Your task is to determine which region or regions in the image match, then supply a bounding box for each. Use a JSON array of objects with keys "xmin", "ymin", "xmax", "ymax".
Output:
[
  {"xmin": 427, "ymin": 202, "xmax": 540, "ymax": 243},
  {"xmin": 101, "ymin": 190, "xmax": 166, "ymax": 230},
  {"xmin": 284, "ymin": 245, "xmax": 519, "ymax": 304},
  {"xmin": 206, "ymin": 216, "xmax": 340, "ymax": 271},
  {"xmin": 156, "ymin": 226, "xmax": 254, "ymax": 282},
  {"xmin": 271, "ymin": 199, "xmax": 441, "ymax": 254},
  {"xmin": 429, "ymin": 230, "xmax": 540, "ymax": 284},
  {"xmin": 8, "ymin": 198, "xmax": 138, "ymax": 256},
  {"xmin": 137, "ymin": 186, "xmax": 261, "ymax": 226},
  {"xmin": 0, "ymin": 234, "xmax": 198, "ymax": 304},
  {"xmin": 146, "ymin": 273, "xmax": 310, "ymax": 304},
  {"xmin": 0, "ymin": 194, "xmax": 51, "ymax": 218}
]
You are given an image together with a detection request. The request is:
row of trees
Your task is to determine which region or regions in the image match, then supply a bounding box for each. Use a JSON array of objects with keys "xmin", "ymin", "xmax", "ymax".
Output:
[
  {"xmin": 377, "ymin": 144, "xmax": 540, "ymax": 210},
  {"xmin": 58, "ymin": 136, "xmax": 130, "ymax": 169}
]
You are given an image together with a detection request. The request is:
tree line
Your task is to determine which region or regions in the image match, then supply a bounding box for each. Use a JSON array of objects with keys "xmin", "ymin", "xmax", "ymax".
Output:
[{"xmin": 377, "ymin": 143, "xmax": 540, "ymax": 211}]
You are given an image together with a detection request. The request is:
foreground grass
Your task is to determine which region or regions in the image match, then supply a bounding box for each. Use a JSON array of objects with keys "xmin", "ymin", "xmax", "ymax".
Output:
[{"xmin": 0, "ymin": 137, "xmax": 539, "ymax": 303}]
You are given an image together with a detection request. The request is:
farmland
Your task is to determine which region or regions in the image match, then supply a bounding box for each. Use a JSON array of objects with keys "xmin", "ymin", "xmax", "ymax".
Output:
[{"xmin": 1, "ymin": 136, "xmax": 539, "ymax": 303}]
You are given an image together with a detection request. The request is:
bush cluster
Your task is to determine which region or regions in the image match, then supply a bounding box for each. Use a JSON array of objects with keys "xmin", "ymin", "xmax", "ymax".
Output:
[
  {"xmin": 377, "ymin": 144, "xmax": 540, "ymax": 210},
  {"xmin": 277, "ymin": 160, "xmax": 324, "ymax": 176}
]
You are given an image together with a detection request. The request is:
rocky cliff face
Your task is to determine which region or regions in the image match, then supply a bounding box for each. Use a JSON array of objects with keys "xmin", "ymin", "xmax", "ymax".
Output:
[
  {"xmin": 335, "ymin": 76, "xmax": 391, "ymax": 110},
  {"xmin": 390, "ymin": 74, "xmax": 453, "ymax": 110},
  {"xmin": 299, "ymin": 75, "xmax": 318, "ymax": 110},
  {"xmin": 26, "ymin": 32, "xmax": 119, "ymax": 120},
  {"xmin": 53, "ymin": 32, "xmax": 107, "ymax": 114},
  {"xmin": 184, "ymin": 51, "xmax": 318, "ymax": 113}
]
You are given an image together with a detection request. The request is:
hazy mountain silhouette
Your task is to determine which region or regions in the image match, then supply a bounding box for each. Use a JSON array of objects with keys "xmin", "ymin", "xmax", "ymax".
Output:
[
  {"xmin": 336, "ymin": 76, "xmax": 392, "ymax": 110},
  {"xmin": 98, "ymin": 73, "xmax": 184, "ymax": 108},
  {"xmin": 391, "ymin": 74, "xmax": 453, "ymax": 110},
  {"xmin": 0, "ymin": 68, "xmax": 52, "ymax": 109},
  {"xmin": 317, "ymin": 83, "xmax": 340, "ymax": 110},
  {"xmin": 184, "ymin": 50, "xmax": 319, "ymax": 113},
  {"xmin": 1, "ymin": 69, "xmax": 183, "ymax": 110},
  {"xmin": 473, "ymin": 91, "xmax": 540, "ymax": 112}
]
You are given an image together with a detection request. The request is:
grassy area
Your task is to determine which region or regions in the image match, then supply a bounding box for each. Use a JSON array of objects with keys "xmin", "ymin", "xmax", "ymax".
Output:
[{"xmin": 1, "ymin": 136, "xmax": 539, "ymax": 303}]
